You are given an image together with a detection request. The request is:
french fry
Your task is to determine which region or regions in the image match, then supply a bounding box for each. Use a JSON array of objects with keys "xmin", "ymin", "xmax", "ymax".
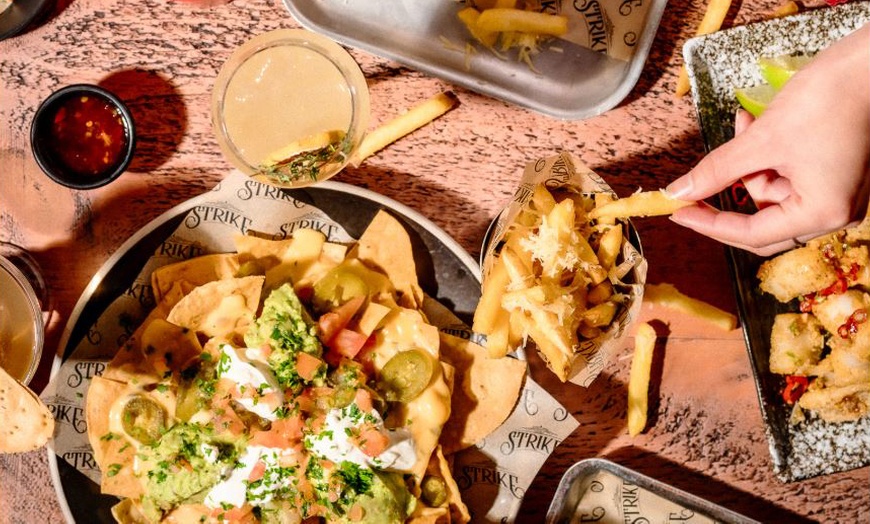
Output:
[
  {"xmin": 594, "ymin": 193, "xmax": 616, "ymax": 225},
  {"xmin": 588, "ymin": 190, "xmax": 693, "ymax": 221},
  {"xmin": 501, "ymin": 245, "xmax": 534, "ymax": 289},
  {"xmin": 351, "ymin": 91, "xmax": 459, "ymax": 166},
  {"xmin": 676, "ymin": 0, "xmax": 734, "ymax": 97},
  {"xmin": 644, "ymin": 282, "xmax": 738, "ymax": 331},
  {"xmin": 587, "ymin": 281, "xmax": 613, "ymax": 306},
  {"xmin": 516, "ymin": 311, "xmax": 573, "ymax": 380},
  {"xmin": 484, "ymin": 307, "xmax": 512, "ymax": 358},
  {"xmin": 530, "ymin": 183, "xmax": 558, "ymax": 217},
  {"xmin": 596, "ymin": 225, "xmax": 623, "ymax": 270},
  {"xmin": 628, "ymin": 322, "xmax": 656, "ymax": 436},
  {"xmin": 582, "ymin": 301, "xmax": 618, "ymax": 328},
  {"xmin": 508, "ymin": 308, "xmax": 527, "ymax": 349},
  {"xmin": 770, "ymin": 1, "xmax": 799, "ymax": 19},
  {"xmin": 473, "ymin": 256, "xmax": 511, "ymax": 335},
  {"xmin": 457, "ymin": 7, "xmax": 499, "ymax": 47},
  {"xmin": 476, "ymin": 8, "xmax": 569, "ymax": 36}
]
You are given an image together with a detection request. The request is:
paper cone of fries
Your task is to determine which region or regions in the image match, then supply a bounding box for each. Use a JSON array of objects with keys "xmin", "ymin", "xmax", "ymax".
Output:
[{"xmin": 475, "ymin": 151, "xmax": 647, "ymax": 386}]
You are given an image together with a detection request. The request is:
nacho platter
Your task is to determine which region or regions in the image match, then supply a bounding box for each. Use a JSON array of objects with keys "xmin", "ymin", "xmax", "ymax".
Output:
[
  {"xmin": 683, "ymin": 2, "xmax": 870, "ymax": 482},
  {"xmin": 47, "ymin": 181, "xmax": 487, "ymax": 523}
]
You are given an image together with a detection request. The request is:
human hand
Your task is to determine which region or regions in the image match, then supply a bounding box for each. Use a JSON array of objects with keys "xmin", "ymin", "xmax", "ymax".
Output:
[{"xmin": 667, "ymin": 23, "xmax": 870, "ymax": 257}]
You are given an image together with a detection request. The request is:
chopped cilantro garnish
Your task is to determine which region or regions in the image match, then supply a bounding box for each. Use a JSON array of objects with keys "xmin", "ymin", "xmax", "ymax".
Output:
[
  {"xmin": 106, "ymin": 463, "xmax": 122, "ymax": 477},
  {"xmin": 217, "ymin": 350, "xmax": 232, "ymax": 376},
  {"xmin": 336, "ymin": 461, "xmax": 375, "ymax": 497},
  {"xmin": 272, "ymin": 405, "xmax": 292, "ymax": 419}
]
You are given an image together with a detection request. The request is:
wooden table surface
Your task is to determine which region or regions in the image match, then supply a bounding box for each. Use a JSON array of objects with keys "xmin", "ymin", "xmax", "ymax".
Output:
[{"xmin": 1, "ymin": 0, "xmax": 867, "ymax": 522}]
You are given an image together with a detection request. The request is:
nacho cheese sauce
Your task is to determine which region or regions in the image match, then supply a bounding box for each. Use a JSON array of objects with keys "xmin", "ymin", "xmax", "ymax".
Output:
[
  {"xmin": 368, "ymin": 308, "xmax": 452, "ymax": 479},
  {"xmin": 220, "ymin": 43, "xmax": 354, "ymax": 169}
]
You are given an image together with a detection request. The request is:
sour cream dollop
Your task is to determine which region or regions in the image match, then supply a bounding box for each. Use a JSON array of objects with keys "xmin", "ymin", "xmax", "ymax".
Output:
[
  {"xmin": 217, "ymin": 344, "xmax": 284, "ymax": 421},
  {"xmin": 204, "ymin": 445, "xmax": 299, "ymax": 509},
  {"xmin": 304, "ymin": 401, "xmax": 416, "ymax": 472}
]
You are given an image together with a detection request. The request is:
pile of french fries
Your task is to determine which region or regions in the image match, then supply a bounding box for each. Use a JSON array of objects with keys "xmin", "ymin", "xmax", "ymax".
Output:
[
  {"xmin": 456, "ymin": 1, "xmax": 568, "ymax": 66},
  {"xmin": 473, "ymin": 184, "xmax": 629, "ymax": 382}
]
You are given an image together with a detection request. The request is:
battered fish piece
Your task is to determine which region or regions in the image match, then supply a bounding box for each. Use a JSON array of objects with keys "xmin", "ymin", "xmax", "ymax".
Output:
[
  {"xmin": 758, "ymin": 246, "xmax": 838, "ymax": 303},
  {"xmin": 810, "ymin": 290, "xmax": 870, "ymax": 335},
  {"xmin": 769, "ymin": 313, "xmax": 825, "ymax": 376},
  {"xmin": 798, "ymin": 383, "xmax": 870, "ymax": 423}
]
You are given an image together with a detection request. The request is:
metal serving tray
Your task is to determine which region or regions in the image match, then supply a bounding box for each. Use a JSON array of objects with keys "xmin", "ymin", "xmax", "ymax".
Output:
[
  {"xmin": 282, "ymin": 0, "xmax": 667, "ymax": 120},
  {"xmin": 546, "ymin": 458, "xmax": 758, "ymax": 524}
]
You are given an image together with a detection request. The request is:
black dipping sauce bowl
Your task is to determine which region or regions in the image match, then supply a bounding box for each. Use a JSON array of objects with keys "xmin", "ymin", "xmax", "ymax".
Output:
[{"xmin": 31, "ymin": 84, "xmax": 135, "ymax": 189}]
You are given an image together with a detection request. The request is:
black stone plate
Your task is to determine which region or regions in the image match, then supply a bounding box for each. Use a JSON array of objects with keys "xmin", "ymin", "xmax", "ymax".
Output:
[{"xmin": 683, "ymin": 2, "xmax": 870, "ymax": 482}]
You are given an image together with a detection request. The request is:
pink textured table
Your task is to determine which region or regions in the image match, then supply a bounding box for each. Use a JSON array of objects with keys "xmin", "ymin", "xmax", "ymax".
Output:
[{"xmin": 1, "ymin": 0, "xmax": 867, "ymax": 522}]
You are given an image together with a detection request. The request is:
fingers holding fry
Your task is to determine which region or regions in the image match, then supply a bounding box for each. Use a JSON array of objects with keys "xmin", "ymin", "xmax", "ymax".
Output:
[{"xmin": 588, "ymin": 190, "xmax": 693, "ymax": 221}]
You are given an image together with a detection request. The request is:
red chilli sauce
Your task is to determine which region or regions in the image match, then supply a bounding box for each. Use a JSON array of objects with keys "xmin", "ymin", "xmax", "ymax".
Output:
[{"xmin": 47, "ymin": 94, "xmax": 129, "ymax": 179}]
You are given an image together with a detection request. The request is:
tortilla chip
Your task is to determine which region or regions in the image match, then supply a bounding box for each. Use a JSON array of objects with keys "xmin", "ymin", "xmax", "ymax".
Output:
[
  {"xmin": 111, "ymin": 499, "xmax": 150, "ymax": 524},
  {"xmin": 408, "ymin": 507, "xmax": 451, "ymax": 524},
  {"xmin": 409, "ymin": 445, "xmax": 470, "ymax": 524},
  {"xmin": 234, "ymin": 233, "xmax": 294, "ymax": 269},
  {"xmin": 102, "ymin": 339, "xmax": 162, "ymax": 390},
  {"xmin": 262, "ymin": 229, "xmax": 336, "ymax": 293},
  {"xmin": 139, "ymin": 319, "xmax": 204, "ymax": 378},
  {"xmin": 0, "ymin": 367, "xmax": 54, "ymax": 453},
  {"xmin": 103, "ymin": 284, "xmax": 187, "ymax": 384},
  {"xmin": 85, "ymin": 377, "xmax": 144, "ymax": 499},
  {"xmin": 167, "ymin": 276, "xmax": 264, "ymax": 339},
  {"xmin": 355, "ymin": 210, "xmax": 424, "ymax": 308},
  {"xmin": 439, "ymin": 333, "xmax": 526, "ymax": 454},
  {"xmin": 151, "ymin": 254, "xmax": 240, "ymax": 304},
  {"xmin": 434, "ymin": 445, "xmax": 471, "ymax": 524}
]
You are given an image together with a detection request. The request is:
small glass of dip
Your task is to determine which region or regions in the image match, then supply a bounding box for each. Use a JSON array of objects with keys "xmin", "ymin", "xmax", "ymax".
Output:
[
  {"xmin": 211, "ymin": 29, "xmax": 371, "ymax": 189},
  {"xmin": 0, "ymin": 246, "xmax": 46, "ymax": 386},
  {"xmin": 30, "ymin": 84, "xmax": 136, "ymax": 190}
]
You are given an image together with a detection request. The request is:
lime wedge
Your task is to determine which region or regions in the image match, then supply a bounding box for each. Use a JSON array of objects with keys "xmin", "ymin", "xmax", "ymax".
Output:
[
  {"xmin": 758, "ymin": 55, "xmax": 813, "ymax": 90},
  {"xmin": 735, "ymin": 83, "xmax": 778, "ymax": 117}
]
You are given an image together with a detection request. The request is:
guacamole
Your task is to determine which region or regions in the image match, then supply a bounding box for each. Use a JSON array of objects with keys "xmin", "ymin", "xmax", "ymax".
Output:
[
  {"xmin": 306, "ymin": 460, "xmax": 415, "ymax": 523},
  {"xmin": 244, "ymin": 283, "xmax": 323, "ymax": 391},
  {"xmin": 139, "ymin": 423, "xmax": 238, "ymax": 521},
  {"xmin": 338, "ymin": 470, "xmax": 416, "ymax": 523}
]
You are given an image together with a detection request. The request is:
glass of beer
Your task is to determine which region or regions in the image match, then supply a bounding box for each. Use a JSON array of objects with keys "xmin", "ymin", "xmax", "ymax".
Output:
[{"xmin": 0, "ymin": 245, "xmax": 46, "ymax": 385}]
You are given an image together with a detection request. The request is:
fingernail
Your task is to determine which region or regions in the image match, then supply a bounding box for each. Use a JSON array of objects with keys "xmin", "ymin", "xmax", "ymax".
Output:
[
  {"xmin": 665, "ymin": 177, "xmax": 693, "ymax": 200},
  {"xmin": 668, "ymin": 214, "xmax": 686, "ymax": 226}
]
